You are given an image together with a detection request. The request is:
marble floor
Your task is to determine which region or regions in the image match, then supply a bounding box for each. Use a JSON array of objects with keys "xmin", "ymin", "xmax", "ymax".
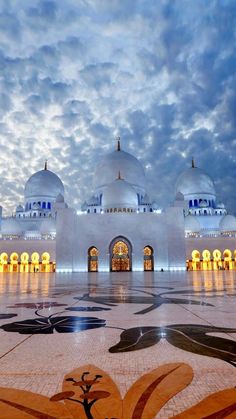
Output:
[{"xmin": 0, "ymin": 270, "xmax": 235, "ymax": 418}]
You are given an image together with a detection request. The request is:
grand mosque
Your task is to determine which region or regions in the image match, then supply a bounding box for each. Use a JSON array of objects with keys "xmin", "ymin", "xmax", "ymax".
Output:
[{"xmin": 0, "ymin": 140, "xmax": 235, "ymax": 273}]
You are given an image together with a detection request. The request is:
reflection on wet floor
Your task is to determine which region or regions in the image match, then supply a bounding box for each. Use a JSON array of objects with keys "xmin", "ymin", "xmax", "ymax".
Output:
[{"xmin": 0, "ymin": 270, "xmax": 235, "ymax": 418}]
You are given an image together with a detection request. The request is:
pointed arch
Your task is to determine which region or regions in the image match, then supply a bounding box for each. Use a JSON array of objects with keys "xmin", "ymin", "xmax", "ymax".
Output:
[
  {"xmin": 41, "ymin": 252, "xmax": 51, "ymax": 272},
  {"xmin": 109, "ymin": 236, "xmax": 132, "ymax": 272},
  {"xmin": 88, "ymin": 247, "xmax": 98, "ymax": 272},
  {"xmin": 0, "ymin": 252, "xmax": 8, "ymax": 272},
  {"xmin": 144, "ymin": 246, "xmax": 154, "ymax": 271},
  {"xmin": 10, "ymin": 252, "xmax": 19, "ymax": 272}
]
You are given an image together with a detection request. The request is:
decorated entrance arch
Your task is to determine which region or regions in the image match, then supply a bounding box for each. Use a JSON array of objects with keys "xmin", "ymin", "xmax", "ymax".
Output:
[{"xmin": 110, "ymin": 238, "xmax": 131, "ymax": 272}]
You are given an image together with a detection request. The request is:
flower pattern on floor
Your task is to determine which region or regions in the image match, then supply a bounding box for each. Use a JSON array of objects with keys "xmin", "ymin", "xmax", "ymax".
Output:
[{"xmin": 0, "ymin": 364, "xmax": 235, "ymax": 418}]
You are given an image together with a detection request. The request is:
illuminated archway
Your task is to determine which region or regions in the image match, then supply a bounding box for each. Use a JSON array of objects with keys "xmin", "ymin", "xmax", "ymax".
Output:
[
  {"xmin": 0, "ymin": 253, "xmax": 8, "ymax": 272},
  {"xmin": 88, "ymin": 247, "xmax": 98, "ymax": 272},
  {"xmin": 41, "ymin": 252, "xmax": 51, "ymax": 272},
  {"xmin": 144, "ymin": 246, "xmax": 154, "ymax": 271},
  {"xmin": 202, "ymin": 250, "xmax": 211, "ymax": 270},
  {"xmin": 213, "ymin": 249, "xmax": 222, "ymax": 271},
  {"xmin": 223, "ymin": 249, "xmax": 232, "ymax": 270},
  {"xmin": 110, "ymin": 237, "xmax": 131, "ymax": 272},
  {"xmin": 20, "ymin": 252, "xmax": 29, "ymax": 273},
  {"xmin": 191, "ymin": 250, "xmax": 201, "ymax": 271},
  {"xmin": 10, "ymin": 252, "xmax": 19, "ymax": 273},
  {"xmin": 31, "ymin": 252, "xmax": 40, "ymax": 272}
]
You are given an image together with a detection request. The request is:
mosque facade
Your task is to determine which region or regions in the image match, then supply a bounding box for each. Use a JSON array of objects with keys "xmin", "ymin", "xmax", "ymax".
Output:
[{"xmin": 0, "ymin": 141, "xmax": 235, "ymax": 273}]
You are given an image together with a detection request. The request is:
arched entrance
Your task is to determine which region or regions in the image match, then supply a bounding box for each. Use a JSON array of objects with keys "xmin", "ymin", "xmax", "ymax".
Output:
[
  {"xmin": 110, "ymin": 237, "xmax": 131, "ymax": 272},
  {"xmin": 88, "ymin": 247, "xmax": 98, "ymax": 272},
  {"xmin": 41, "ymin": 252, "xmax": 51, "ymax": 272},
  {"xmin": 144, "ymin": 246, "xmax": 154, "ymax": 271},
  {"xmin": 10, "ymin": 252, "xmax": 19, "ymax": 273},
  {"xmin": 191, "ymin": 250, "xmax": 201, "ymax": 271}
]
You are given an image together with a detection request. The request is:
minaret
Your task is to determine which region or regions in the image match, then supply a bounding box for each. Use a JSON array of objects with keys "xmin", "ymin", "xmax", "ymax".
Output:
[{"xmin": 116, "ymin": 136, "xmax": 121, "ymax": 151}]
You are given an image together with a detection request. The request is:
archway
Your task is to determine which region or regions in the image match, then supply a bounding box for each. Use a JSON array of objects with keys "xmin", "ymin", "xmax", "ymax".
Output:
[
  {"xmin": 223, "ymin": 249, "xmax": 232, "ymax": 270},
  {"xmin": 110, "ymin": 237, "xmax": 131, "ymax": 272},
  {"xmin": 88, "ymin": 247, "xmax": 98, "ymax": 272},
  {"xmin": 10, "ymin": 252, "xmax": 19, "ymax": 273},
  {"xmin": 202, "ymin": 250, "xmax": 211, "ymax": 270},
  {"xmin": 213, "ymin": 249, "xmax": 222, "ymax": 271},
  {"xmin": 144, "ymin": 246, "xmax": 154, "ymax": 271},
  {"xmin": 41, "ymin": 252, "xmax": 51, "ymax": 272},
  {"xmin": 31, "ymin": 252, "xmax": 40, "ymax": 272},
  {"xmin": 0, "ymin": 253, "xmax": 8, "ymax": 273},
  {"xmin": 192, "ymin": 250, "xmax": 201, "ymax": 271},
  {"xmin": 20, "ymin": 252, "xmax": 29, "ymax": 273}
]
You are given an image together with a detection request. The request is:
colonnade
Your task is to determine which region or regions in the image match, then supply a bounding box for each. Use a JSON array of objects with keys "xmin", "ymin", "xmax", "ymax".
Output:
[
  {"xmin": 187, "ymin": 249, "xmax": 236, "ymax": 271},
  {"xmin": 0, "ymin": 252, "xmax": 55, "ymax": 273}
]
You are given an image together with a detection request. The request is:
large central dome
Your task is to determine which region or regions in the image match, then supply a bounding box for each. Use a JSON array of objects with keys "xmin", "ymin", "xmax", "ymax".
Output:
[
  {"xmin": 175, "ymin": 164, "xmax": 216, "ymax": 198},
  {"xmin": 93, "ymin": 141, "xmax": 146, "ymax": 195},
  {"xmin": 25, "ymin": 166, "xmax": 64, "ymax": 200}
]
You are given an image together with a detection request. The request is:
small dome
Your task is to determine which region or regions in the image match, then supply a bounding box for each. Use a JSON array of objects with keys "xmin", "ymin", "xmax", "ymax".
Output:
[
  {"xmin": 175, "ymin": 166, "xmax": 216, "ymax": 198},
  {"xmin": 175, "ymin": 191, "xmax": 184, "ymax": 201},
  {"xmin": 219, "ymin": 215, "xmax": 236, "ymax": 232},
  {"xmin": 93, "ymin": 142, "xmax": 146, "ymax": 195},
  {"xmin": 102, "ymin": 177, "xmax": 138, "ymax": 209},
  {"xmin": 40, "ymin": 218, "xmax": 56, "ymax": 234},
  {"xmin": 56, "ymin": 193, "xmax": 64, "ymax": 203},
  {"xmin": 217, "ymin": 202, "xmax": 225, "ymax": 209},
  {"xmin": 25, "ymin": 167, "xmax": 64, "ymax": 201},
  {"xmin": 1, "ymin": 218, "xmax": 22, "ymax": 235},
  {"xmin": 16, "ymin": 204, "xmax": 24, "ymax": 212},
  {"xmin": 87, "ymin": 195, "xmax": 99, "ymax": 205},
  {"xmin": 141, "ymin": 193, "xmax": 151, "ymax": 205},
  {"xmin": 199, "ymin": 200, "xmax": 208, "ymax": 207},
  {"xmin": 32, "ymin": 203, "xmax": 40, "ymax": 210},
  {"xmin": 184, "ymin": 215, "xmax": 201, "ymax": 233}
]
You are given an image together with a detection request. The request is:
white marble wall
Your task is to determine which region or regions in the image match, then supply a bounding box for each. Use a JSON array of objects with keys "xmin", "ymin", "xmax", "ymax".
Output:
[{"xmin": 56, "ymin": 207, "xmax": 186, "ymax": 272}]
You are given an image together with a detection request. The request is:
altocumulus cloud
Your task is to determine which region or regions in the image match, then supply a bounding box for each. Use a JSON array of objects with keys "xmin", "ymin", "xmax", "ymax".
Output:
[{"xmin": 0, "ymin": 0, "xmax": 235, "ymax": 213}]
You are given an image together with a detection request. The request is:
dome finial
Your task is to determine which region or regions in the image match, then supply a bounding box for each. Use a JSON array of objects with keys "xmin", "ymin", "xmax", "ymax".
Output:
[
  {"xmin": 44, "ymin": 160, "xmax": 48, "ymax": 170},
  {"xmin": 191, "ymin": 157, "xmax": 195, "ymax": 168},
  {"xmin": 117, "ymin": 170, "xmax": 122, "ymax": 180},
  {"xmin": 116, "ymin": 136, "xmax": 121, "ymax": 151}
]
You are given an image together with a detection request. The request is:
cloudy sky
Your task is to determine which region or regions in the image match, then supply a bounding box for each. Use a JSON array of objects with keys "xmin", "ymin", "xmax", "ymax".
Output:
[{"xmin": 0, "ymin": 0, "xmax": 235, "ymax": 214}]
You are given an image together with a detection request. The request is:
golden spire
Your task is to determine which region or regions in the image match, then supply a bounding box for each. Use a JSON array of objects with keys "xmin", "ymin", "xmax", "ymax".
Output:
[
  {"xmin": 44, "ymin": 160, "xmax": 48, "ymax": 170},
  {"xmin": 116, "ymin": 136, "xmax": 121, "ymax": 151},
  {"xmin": 191, "ymin": 157, "xmax": 195, "ymax": 168}
]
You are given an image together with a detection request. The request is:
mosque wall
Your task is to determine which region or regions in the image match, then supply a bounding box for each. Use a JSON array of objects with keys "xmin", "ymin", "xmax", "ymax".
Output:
[
  {"xmin": 165, "ymin": 207, "xmax": 186, "ymax": 269},
  {"xmin": 56, "ymin": 207, "xmax": 76, "ymax": 271},
  {"xmin": 56, "ymin": 208, "xmax": 186, "ymax": 272}
]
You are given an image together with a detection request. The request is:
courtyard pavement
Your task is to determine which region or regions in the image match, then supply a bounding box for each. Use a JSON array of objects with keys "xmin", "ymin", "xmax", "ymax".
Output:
[{"xmin": 0, "ymin": 270, "xmax": 235, "ymax": 418}]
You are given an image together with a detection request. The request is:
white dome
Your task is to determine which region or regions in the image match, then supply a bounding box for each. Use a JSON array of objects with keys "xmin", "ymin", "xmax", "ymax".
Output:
[
  {"xmin": 102, "ymin": 178, "xmax": 138, "ymax": 209},
  {"xmin": 184, "ymin": 215, "xmax": 201, "ymax": 233},
  {"xmin": 40, "ymin": 218, "xmax": 56, "ymax": 234},
  {"xmin": 25, "ymin": 168, "xmax": 64, "ymax": 200},
  {"xmin": 93, "ymin": 143, "xmax": 146, "ymax": 195},
  {"xmin": 175, "ymin": 166, "xmax": 216, "ymax": 198},
  {"xmin": 16, "ymin": 204, "xmax": 24, "ymax": 212},
  {"xmin": 219, "ymin": 215, "xmax": 236, "ymax": 232},
  {"xmin": 199, "ymin": 200, "xmax": 208, "ymax": 207},
  {"xmin": 1, "ymin": 218, "xmax": 22, "ymax": 235}
]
